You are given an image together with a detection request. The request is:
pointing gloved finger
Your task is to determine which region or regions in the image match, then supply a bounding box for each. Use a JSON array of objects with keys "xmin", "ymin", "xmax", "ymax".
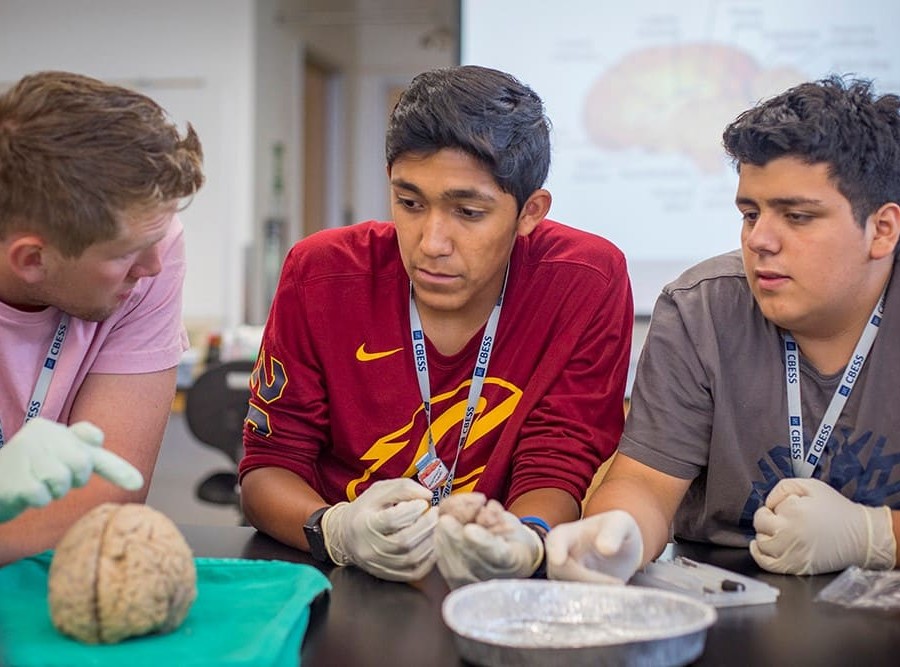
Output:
[
  {"xmin": 89, "ymin": 448, "xmax": 145, "ymax": 490},
  {"xmin": 68, "ymin": 421, "xmax": 105, "ymax": 447}
]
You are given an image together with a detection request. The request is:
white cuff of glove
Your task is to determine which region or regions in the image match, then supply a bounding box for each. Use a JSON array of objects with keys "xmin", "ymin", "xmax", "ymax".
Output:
[
  {"xmin": 862, "ymin": 505, "xmax": 897, "ymax": 570},
  {"xmin": 321, "ymin": 502, "xmax": 353, "ymax": 566}
]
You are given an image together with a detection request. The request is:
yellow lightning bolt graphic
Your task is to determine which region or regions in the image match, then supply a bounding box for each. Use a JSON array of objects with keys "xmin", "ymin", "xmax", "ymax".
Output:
[{"xmin": 345, "ymin": 377, "xmax": 522, "ymax": 499}]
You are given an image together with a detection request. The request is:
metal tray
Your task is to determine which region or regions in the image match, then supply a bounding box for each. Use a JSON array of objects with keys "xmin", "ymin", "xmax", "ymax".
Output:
[{"xmin": 442, "ymin": 579, "xmax": 717, "ymax": 667}]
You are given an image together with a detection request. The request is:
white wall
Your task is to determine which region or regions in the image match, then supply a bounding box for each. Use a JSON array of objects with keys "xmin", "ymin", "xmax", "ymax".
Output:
[
  {"xmin": 352, "ymin": 19, "xmax": 455, "ymax": 222},
  {"xmin": 250, "ymin": 0, "xmax": 456, "ymax": 320},
  {"xmin": 0, "ymin": 0, "xmax": 256, "ymax": 332}
]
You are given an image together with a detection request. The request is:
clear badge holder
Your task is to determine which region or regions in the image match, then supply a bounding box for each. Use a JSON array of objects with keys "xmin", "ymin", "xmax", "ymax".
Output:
[{"xmin": 631, "ymin": 556, "xmax": 780, "ymax": 607}]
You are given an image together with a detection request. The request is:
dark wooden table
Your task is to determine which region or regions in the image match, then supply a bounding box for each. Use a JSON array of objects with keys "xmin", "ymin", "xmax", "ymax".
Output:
[{"xmin": 182, "ymin": 525, "xmax": 900, "ymax": 666}]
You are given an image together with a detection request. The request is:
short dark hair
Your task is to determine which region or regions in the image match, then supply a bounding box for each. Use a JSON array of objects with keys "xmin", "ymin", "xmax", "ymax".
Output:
[
  {"xmin": 723, "ymin": 75, "xmax": 900, "ymax": 228},
  {"xmin": 0, "ymin": 70, "xmax": 204, "ymax": 256},
  {"xmin": 385, "ymin": 65, "xmax": 551, "ymax": 211}
]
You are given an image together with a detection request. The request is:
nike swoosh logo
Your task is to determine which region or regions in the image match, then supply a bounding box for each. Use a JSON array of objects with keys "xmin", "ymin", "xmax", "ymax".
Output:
[{"xmin": 356, "ymin": 343, "xmax": 403, "ymax": 362}]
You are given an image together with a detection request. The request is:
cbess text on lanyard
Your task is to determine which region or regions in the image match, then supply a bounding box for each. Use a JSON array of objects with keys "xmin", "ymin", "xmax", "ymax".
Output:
[
  {"xmin": 783, "ymin": 287, "xmax": 885, "ymax": 478},
  {"xmin": 0, "ymin": 314, "xmax": 70, "ymax": 448},
  {"xmin": 409, "ymin": 265, "xmax": 509, "ymax": 505}
]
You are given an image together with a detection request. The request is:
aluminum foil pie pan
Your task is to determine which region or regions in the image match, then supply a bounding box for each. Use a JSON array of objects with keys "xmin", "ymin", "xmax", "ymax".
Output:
[{"xmin": 442, "ymin": 579, "xmax": 717, "ymax": 667}]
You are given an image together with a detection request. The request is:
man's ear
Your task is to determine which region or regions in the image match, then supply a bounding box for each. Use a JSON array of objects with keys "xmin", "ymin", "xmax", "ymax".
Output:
[
  {"xmin": 869, "ymin": 202, "xmax": 900, "ymax": 260},
  {"xmin": 516, "ymin": 189, "xmax": 552, "ymax": 237},
  {"xmin": 5, "ymin": 235, "xmax": 48, "ymax": 283}
]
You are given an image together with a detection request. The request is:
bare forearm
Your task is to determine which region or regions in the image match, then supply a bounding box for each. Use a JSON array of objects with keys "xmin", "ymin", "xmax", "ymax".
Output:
[
  {"xmin": 508, "ymin": 487, "xmax": 580, "ymax": 527},
  {"xmin": 240, "ymin": 467, "xmax": 329, "ymax": 552},
  {"xmin": 0, "ymin": 480, "xmax": 146, "ymax": 565}
]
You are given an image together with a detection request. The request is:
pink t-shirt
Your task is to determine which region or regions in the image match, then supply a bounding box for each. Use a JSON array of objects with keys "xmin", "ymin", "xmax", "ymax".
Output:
[{"xmin": 0, "ymin": 217, "xmax": 189, "ymax": 438}]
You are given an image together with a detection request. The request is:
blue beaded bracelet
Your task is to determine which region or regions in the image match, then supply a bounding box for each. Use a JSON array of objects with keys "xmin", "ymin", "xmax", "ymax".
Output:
[
  {"xmin": 519, "ymin": 516, "xmax": 550, "ymax": 578},
  {"xmin": 519, "ymin": 515, "xmax": 551, "ymax": 535}
]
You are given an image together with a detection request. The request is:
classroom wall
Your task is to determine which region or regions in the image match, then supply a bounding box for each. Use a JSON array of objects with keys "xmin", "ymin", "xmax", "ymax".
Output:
[{"xmin": 252, "ymin": 0, "xmax": 455, "ymax": 320}]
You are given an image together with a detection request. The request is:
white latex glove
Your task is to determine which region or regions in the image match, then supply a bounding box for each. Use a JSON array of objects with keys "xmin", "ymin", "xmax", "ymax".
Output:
[
  {"xmin": 0, "ymin": 417, "xmax": 144, "ymax": 522},
  {"xmin": 750, "ymin": 477, "xmax": 896, "ymax": 575},
  {"xmin": 434, "ymin": 499, "xmax": 544, "ymax": 590},
  {"xmin": 321, "ymin": 478, "xmax": 438, "ymax": 582},
  {"xmin": 545, "ymin": 510, "xmax": 643, "ymax": 584}
]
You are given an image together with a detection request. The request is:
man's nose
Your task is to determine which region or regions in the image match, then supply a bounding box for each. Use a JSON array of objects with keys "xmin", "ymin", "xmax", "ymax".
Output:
[
  {"xmin": 744, "ymin": 213, "xmax": 780, "ymax": 255},
  {"xmin": 130, "ymin": 244, "xmax": 163, "ymax": 278},
  {"xmin": 419, "ymin": 211, "xmax": 453, "ymax": 257}
]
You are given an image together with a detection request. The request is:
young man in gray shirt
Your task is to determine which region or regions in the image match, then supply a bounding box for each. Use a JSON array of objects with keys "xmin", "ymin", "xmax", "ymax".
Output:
[{"xmin": 546, "ymin": 75, "xmax": 900, "ymax": 580}]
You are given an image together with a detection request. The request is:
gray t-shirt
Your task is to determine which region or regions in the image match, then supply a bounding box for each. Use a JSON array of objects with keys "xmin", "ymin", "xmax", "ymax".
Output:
[{"xmin": 620, "ymin": 250, "xmax": 900, "ymax": 547}]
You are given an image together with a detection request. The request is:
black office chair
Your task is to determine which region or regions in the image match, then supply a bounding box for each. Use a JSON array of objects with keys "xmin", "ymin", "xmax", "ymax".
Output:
[{"xmin": 184, "ymin": 359, "xmax": 254, "ymax": 510}]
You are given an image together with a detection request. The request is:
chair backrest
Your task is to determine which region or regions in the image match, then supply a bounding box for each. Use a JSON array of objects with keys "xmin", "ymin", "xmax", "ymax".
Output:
[{"xmin": 184, "ymin": 359, "xmax": 254, "ymax": 464}]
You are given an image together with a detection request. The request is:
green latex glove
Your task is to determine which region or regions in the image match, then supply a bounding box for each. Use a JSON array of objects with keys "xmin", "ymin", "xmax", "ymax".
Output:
[{"xmin": 0, "ymin": 417, "xmax": 143, "ymax": 522}]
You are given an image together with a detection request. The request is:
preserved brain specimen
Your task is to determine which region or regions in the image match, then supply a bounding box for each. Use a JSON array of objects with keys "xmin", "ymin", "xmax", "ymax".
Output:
[
  {"xmin": 48, "ymin": 503, "xmax": 196, "ymax": 644},
  {"xmin": 438, "ymin": 492, "xmax": 487, "ymax": 524}
]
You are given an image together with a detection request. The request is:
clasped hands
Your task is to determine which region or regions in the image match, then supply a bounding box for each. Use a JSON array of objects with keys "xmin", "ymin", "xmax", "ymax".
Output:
[
  {"xmin": 318, "ymin": 484, "xmax": 545, "ymax": 586},
  {"xmin": 0, "ymin": 417, "xmax": 144, "ymax": 522},
  {"xmin": 750, "ymin": 476, "xmax": 896, "ymax": 575}
]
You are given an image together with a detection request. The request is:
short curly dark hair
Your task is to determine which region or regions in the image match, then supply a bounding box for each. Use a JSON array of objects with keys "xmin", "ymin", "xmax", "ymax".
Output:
[{"xmin": 723, "ymin": 75, "xmax": 900, "ymax": 228}]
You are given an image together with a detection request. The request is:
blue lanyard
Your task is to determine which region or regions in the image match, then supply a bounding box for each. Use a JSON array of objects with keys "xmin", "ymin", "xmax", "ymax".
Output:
[
  {"xmin": 783, "ymin": 288, "xmax": 885, "ymax": 478},
  {"xmin": 409, "ymin": 265, "xmax": 509, "ymax": 503},
  {"xmin": 0, "ymin": 314, "xmax": 70, "ymax": 447}
]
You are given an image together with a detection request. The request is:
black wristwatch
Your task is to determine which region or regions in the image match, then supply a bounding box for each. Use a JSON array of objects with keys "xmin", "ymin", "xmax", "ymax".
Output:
[{"xmin": 304, "ymin": 506, "xmax": 332, "ymax": 563}]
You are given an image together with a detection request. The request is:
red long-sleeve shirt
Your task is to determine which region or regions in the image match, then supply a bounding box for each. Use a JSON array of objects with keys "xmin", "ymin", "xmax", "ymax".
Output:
[{"xmin": 240, "ymin": 220, "xmax": 632, "ymax": 506}]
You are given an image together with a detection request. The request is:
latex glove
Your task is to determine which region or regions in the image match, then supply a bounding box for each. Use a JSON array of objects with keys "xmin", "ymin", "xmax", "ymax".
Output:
[
  {"xmin": 750, "ymin": 477, "xmax": 896, "ymax": 575},
  {"xmin": 434, "ymin": 499, "xmax": 544, "ymax": 589},
  {"xmin": 545, "ymin": 510, "xmax": 643, "ymax": 584},
  {"xmin": 0, "ymin": 417, "xmax": 144, "ymax": 522},
  {"xmin": 321, "ymin": 478, "xmax": 438, "ymax": 582}
]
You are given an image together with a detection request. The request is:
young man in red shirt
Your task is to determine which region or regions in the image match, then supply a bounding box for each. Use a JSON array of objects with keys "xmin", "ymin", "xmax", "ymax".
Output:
[{"xmin": 240, "ymin": 65, "xmax": 633, "ymax": 585}]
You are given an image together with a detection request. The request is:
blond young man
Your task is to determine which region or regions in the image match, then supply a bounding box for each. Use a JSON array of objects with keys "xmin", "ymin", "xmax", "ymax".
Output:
[{"xmin": 0, "ymin": 71, "xmax": 204, "ymax": 563}]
